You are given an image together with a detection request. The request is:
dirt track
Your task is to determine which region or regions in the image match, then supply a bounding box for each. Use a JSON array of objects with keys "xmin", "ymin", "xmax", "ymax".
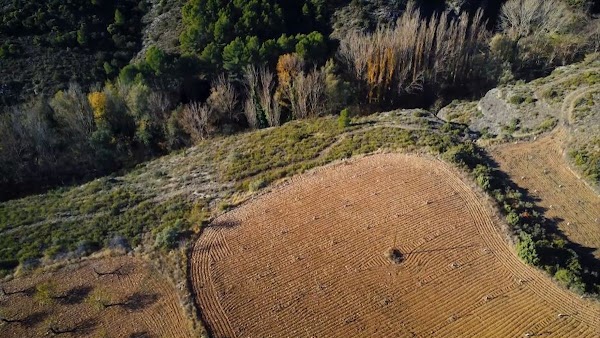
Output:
[
  {"xmin": 190, "ymin": 153, "xmax": 600, "ymax": 337},
  {"xmin": 0, "ymin": 256, "xmax": 193, "ymax": 338}
]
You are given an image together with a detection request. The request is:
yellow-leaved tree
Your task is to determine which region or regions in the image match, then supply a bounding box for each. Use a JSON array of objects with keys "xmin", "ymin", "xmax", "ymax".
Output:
[{"xmin": 87, "ymin": 91, "xmax": 107, "ymax": 122}]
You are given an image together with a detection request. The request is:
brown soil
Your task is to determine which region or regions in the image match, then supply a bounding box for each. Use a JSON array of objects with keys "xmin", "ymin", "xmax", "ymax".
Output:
[
  {"xmin": 489, "ymin": 133, "xmax": 600, "ymax": 259},
  {"xmin": 0, "ymin": 256, "xmax": 194, "ymax": 338},
  {"xmin": 190, "ymin": 153, "xmax": 600, "ymax": 337}
]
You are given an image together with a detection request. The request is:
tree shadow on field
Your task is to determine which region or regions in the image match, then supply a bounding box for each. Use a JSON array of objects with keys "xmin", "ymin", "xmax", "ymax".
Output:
[
  {"xmin": 58, "ymin": 285, "xmax": 93, "ymax": 305},
  {"xmin": 481, "ymin": 150, "xmax": 600, "ymax": 289},
  {"xmin": 129, "ymin": 332, "xmax": 153, "ymax": 338},
  {"xmin": 1, "ymin": 285, "xmax": 36, "ymax": 297},
  {"xmin": 21, "ymin": 311, "xmax": 49, "ymax": 328},
  {"xmin": 46, "ymin": 318, "xmax": 97, "ymax": 336},
  {"xmin": 207, "ymin": 219, "xmax": 240, "ymax": 229},
  {"xmin": 122, "ymin": 292, "xmax": 160, "ymax": 311},
  {"xmin": 72, "ymin": 318, "xmax": 98, "ymax": 336}
]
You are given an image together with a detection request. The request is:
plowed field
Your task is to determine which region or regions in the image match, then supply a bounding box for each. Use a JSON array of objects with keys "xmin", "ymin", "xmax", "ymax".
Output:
[
  {"xmin": 0, "ymin": 256, "xmax": 194, "ymax": 338},
  {"xmin": 190, "ymin": 153, "xmax": 600, "ymax": 337},
  {"xmin": 489, "ymin": 133, "xmax": 600, "ymax": 259}
]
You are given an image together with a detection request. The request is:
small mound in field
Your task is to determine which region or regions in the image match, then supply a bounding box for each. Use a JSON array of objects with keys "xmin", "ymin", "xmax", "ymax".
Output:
[
  {"xmin": 0, "ymin": 256, "xmax": 194, "ymax": 338},
  {"xmin": 190, "ymin": 154, "xmax": 600, "ymax": 337},
  {"xmin": 385, "ymin": 248, "xmax": 404, "ymax": 264}
]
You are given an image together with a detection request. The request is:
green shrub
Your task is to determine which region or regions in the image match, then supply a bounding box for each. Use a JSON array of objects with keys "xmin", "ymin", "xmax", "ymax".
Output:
[
  {"xmin": 154, "ymin": 225, "xmax": 180, "ymax": 251},
  {"xmin": 554, "ymin": 269, "xmax": 585, "ymax": 293},
  {"xmin": 506, "ymin": 211, "xmax": 520, "ymax": 227},
  {"xmin": 442, "ymin": 143, "xmax": 479, "ymax": 168},
  {"xmin": 509, "ymin": 94, "xmax": 526, "ymax": 105},
  {"xmin": 536, "ymin": 117, "xmax": 558, "ymax": 132},
  {"xmin": 516, "ymin": 233, "xmax": 539, "ymax": 265},
  {"xmin": 338, "ymin": 108, "xmax": 351, "ymax": 129},
  {"xmin": 473, "ymin": 164, "xmax": 493, "ymax": 191},
  {"xmin": 248, "ymin": 178, "xmax": 267, "ymax": 192}
]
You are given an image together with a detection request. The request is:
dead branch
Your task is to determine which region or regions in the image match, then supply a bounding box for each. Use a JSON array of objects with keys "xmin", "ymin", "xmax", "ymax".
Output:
[
  {"xmin": 49, "ymin": 325, "xmax": 77, "ymax": 335},
  {"xmin": 0, "ymin": 316, "xmax": 23, "ymax": 324},
  {"xmin": 93, "ymin": 265, "xmax": 124, "ymax": 278}
]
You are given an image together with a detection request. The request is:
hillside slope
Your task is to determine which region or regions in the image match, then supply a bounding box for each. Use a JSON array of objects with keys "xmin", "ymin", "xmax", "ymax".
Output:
[
  {"xmin": 0, "ymin": 110, "xmax": 459, "ymax": 273},
  {"xmin": 438, "ymin": 56, "xmax": 600, "ymax": 192},
  {"xmin": 439, "ymin": 57, "xmax": 600, "ymax": 288}
]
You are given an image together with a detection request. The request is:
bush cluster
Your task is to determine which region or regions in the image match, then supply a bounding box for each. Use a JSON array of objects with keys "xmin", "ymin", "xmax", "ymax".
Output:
[{"xmin": 443, "ymin": 142, "xmax": 597, "ymax": 294}]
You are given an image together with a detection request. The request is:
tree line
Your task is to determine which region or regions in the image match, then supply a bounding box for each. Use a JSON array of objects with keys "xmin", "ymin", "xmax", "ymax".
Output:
[{"xmin": 1, "ymin": 0, "xmax": 599, "ymax": 199}]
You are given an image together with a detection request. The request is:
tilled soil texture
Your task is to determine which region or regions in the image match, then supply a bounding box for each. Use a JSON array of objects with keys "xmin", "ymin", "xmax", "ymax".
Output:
[
  {"xmin": 489, "ymin": 133, "xmax": 600, "ymax": 259},
  {"xmin": 0, "ymin": 256, "xmax": 194, "ymax": 338},
  {"xmin": 190, "ymin": 153, "xmax": 600, "ymax": 338}
]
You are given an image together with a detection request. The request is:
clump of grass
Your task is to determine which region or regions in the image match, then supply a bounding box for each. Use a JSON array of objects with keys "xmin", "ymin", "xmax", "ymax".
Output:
[
  {"xmin": 509, "ymin": 94, "xmax": 526, "ymax": 105},
  {"xmin": 569, "ymin": 144, "xmax": 600, "ymax": 185},
  {"xmin": 501, "ymin": 118, "xmax": 521, "ymax": 134},
  {"xmin": 217, "ymin": 201, "xmax": 231, "ymax": 212},
  {"xmin": 248, "ymin": 178, "xmax": 267, "ymax": 192},
  {"xmin": 536, "ymin": 117, "xmax": 558, "ymax": 133},
  {"xmin": 509, "ymin": 93, "xmax": 535, "ymax": 105},
  {"xmin": 541, "ymin": 88, "xmax": 559, "ymax": 100}
]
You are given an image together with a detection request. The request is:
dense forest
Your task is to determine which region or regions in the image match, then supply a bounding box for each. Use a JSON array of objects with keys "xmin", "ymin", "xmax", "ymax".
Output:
[
  {"xmin": 1, "ymin": 0, "xmax": 600, "ymax": 200},
  {"xmin": 0, "ymin": 0, "xmax": 146, "ymax": 105}
]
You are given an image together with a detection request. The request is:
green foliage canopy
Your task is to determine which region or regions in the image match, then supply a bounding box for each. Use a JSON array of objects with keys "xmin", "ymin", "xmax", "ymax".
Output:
[{"xmin": 180, "ymin": 0, "xmax": 332, "ymax": 74}]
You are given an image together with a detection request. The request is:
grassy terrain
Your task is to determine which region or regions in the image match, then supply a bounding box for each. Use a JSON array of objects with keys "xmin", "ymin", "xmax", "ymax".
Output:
[
  {"xmin": 0, "ymin": 113, "xmax": 469, "ymax": 276},
  {"xmin": 438, "ymin": 55, "xmax": 600, "ymax": 190},
  {"xmin": 1, "ymin": 100, "xmax": 598, "ymax": 295}
]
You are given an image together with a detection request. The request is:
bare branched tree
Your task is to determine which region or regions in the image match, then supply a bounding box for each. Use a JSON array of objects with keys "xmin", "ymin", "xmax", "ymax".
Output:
[
  {"xmin": 338, "ymin": 3, "xmax": 489, "ymax": 104},
  {"xmin": 243, "ymin": 98, "xmax": 259, "ymax": 129},
  {"xmin": 208, "ymin": 74, "xmax": 238, "ymax": 121},
  {"xmin": 304, "ymin": 68, "xmax": 326, "ymax": 118},
  {"xmin": 499, "ymin": 0, "xmax": 571, "ymax": 39},
  {"xmin": 585, "ymin": 20, "xmax": 600, "ymax": 53},
  {"xmin": 243, "ymin": 66, "xmax": 260, "ymax": 129},
  {"xmin": 147, "ymin": 91, "xmax": 173, "ymax": 120},
  {"xmin": 283, "ymin": 67, "xmax": 327, "ymax": 119},
  {"xmin": 180, "ymin": 102, "xmax": 214, "ymax": 142},
  {"xmin": 258, "ymin": 67, "xmax": 281, "ymax": 127},
  {"xmin": 50, "ymin": 83, "xmax": 94, "ymax": 138}
]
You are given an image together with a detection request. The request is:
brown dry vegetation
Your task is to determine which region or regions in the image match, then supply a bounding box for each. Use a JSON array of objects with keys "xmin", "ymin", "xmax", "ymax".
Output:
[
  {"xmin": 190, "ymin": 153, "xmax": 600, "ymax": 337},
  {"xmin": 0, "ymin": 256, "xmax": 194, "ymax": 338}
]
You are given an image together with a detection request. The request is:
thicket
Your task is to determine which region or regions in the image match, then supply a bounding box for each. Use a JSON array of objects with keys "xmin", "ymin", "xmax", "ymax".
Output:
[
  {"xmin": 179, "ymin": 0, "xmax": 338, "ymax": 75},
  {"xmin": 569, "ymin": 139, "xmax": 600, "ymax": 185},
  {"xmin": 0, "ymin": 74, "xmax": 184, "ymax": 200},
  {"xmin": 339, "ymin": 4, "xmax": 490, "ymax": 107},
  {"xmin": 0, "ymin": 0, "xmax": 146, "ymax": 105}
]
